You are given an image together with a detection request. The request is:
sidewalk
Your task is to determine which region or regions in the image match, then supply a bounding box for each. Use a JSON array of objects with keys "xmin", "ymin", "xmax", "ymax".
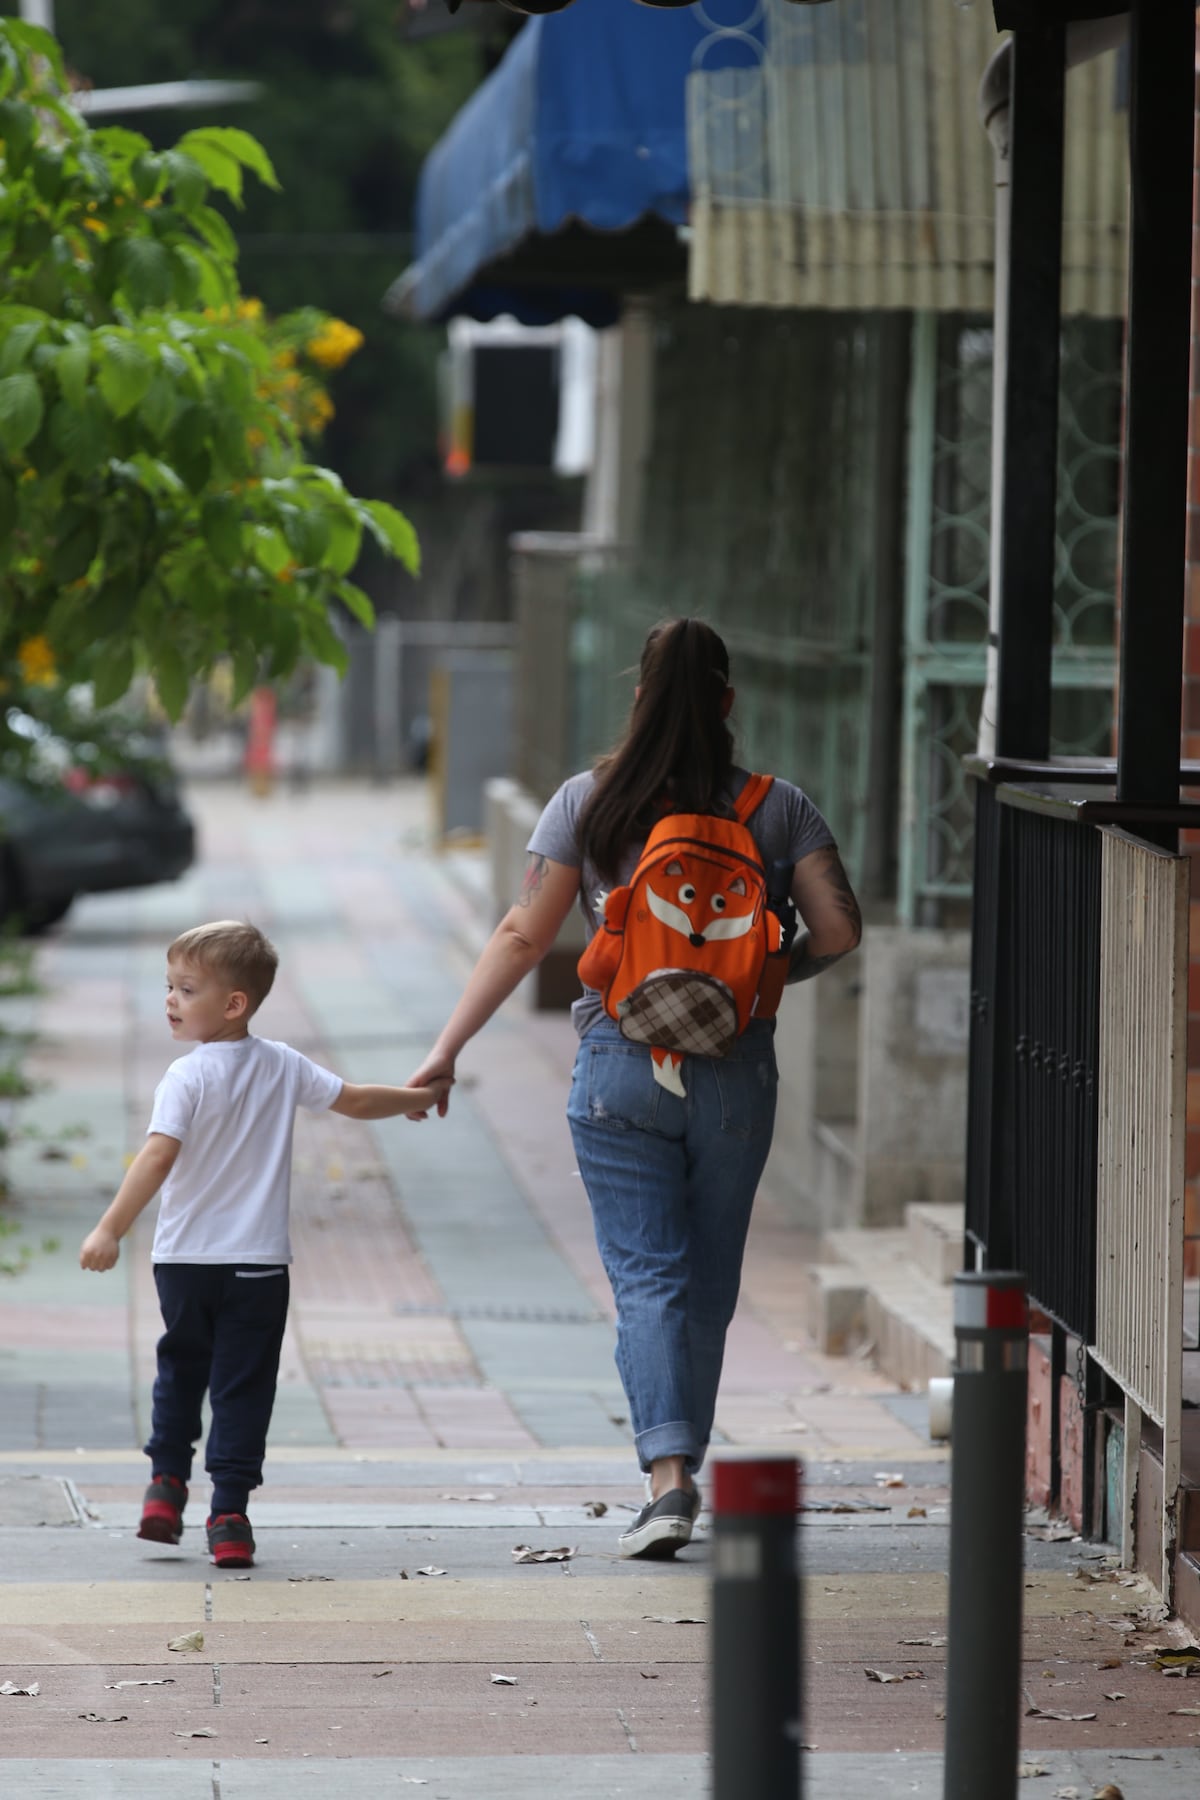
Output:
[{"xmin": 1, "ymin": 778, "xmax": 1198, "ymax": 1795}]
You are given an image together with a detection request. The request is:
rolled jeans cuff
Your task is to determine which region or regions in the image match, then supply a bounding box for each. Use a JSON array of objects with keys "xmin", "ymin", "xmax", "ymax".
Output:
[{"xmin": 636, "ymin": 1420, "xmax": 701, "ymax": 1475}]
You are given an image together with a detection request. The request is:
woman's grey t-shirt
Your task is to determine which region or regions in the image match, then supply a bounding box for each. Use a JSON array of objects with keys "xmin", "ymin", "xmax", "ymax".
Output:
[{"xmin": 528, "ymin": 767, "xmax": 836, "ymax": 1038}]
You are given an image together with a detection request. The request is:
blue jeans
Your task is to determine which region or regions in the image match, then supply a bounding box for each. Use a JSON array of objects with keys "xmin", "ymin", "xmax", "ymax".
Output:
[{"xmin": 567, "ymin": 1021, "xmax": 778, "ymax": 1476}]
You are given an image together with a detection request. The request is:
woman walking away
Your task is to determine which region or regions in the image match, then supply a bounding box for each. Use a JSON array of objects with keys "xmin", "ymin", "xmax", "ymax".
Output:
[{"xmin": 407, "ymin": 618, "xmax": 861, "ymax": 1558}]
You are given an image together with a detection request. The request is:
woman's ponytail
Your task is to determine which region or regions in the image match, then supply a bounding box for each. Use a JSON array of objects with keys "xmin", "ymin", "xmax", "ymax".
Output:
[{"xmin": 580, "ymin": 617, "xmax": 734, "ymax": 882}]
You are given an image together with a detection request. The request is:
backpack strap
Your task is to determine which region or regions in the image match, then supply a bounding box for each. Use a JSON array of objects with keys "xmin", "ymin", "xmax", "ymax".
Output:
[{"xmin": 733, "ymin": 772, "xmax": 774, "ymax": 825}]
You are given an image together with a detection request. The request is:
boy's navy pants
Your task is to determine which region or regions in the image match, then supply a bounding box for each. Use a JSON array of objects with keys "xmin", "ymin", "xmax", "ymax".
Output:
[{"xmin": 146, "ymin": 1263, "xmax": 289, "ymax": 1518}]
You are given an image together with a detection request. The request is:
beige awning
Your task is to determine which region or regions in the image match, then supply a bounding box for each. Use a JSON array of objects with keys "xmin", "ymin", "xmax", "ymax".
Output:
[{"xmin": 687, "ymin": 0, "xmax": 1128, "ymax": 318}]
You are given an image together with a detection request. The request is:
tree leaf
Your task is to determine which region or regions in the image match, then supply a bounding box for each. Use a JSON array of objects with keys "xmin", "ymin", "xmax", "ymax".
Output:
[
  {"xmin": 50, "ymin": 397, "xmax": 108, "ymax": 473},
  {"xmin": 358, "ymin": 499, "xmax": 420, "ymax": 574},
  {"xmin": 0, "ymin": 468, "xmax": 17, "ymax": 555},
  {"xmin": 153, "ymin": 644, "xmax": 190, "ymax": 722},
  {"xmin": 2, "ymin": 20, "xmax": 67, "ymax": 88},
  {"xmin": 337, "ymin": 580, "xmax": 375, "ymax": 629},
  {"xmin": 161, "ymin": 149, "xmax": 207, "ymax": 213},
  {"xmin": 50, "ymin": 517, "xmax": 100, "ymax": 587},
  {"xmin": 189, "ymin": 204, "xmax": 238, "ymax": 263},
  {"xmin": 175, "ymin": 132, "xmax": 244, "ymax": 206},
  {"xmin": 0, "ymin": 98, "xmax": 35, "ymax": 175},
  {"xmin": 202, "ymin": 496, "xmax": 242, "ymax": 570},
  {"xmin": 116, "ymin": 237, "xmax": 173, "ymax": 311},
  {"xmin": 251, "ymin": 525, "xmax": 291, "ymax": 578},
  {"xmin": 179, "ymin": 125, "xmax": 279, "ymax": 192},
  {"xmin": 96, "ymin": 338, "xmax": 154, "ymax": 419},
  {"xmin": 0, "ymin": 321, "xmax": 43, "ymax": 378},
  {"xmin": 55, "ymin": 342, "xmax": 91, "ymax": 410},
  {"xmin": 0, "ymin": 371, "xmax": 44, "ymax": 452},
  {"xmin": 322, "ymin": 511, "xmax": 362, "ymax": 577},
  {"xmin": 91, "ymin": 641, "xmax": 135, "ymax": 709},
  {"xmin": 139, "ymin": 372, "xmax": 178, "ymax": 443}
]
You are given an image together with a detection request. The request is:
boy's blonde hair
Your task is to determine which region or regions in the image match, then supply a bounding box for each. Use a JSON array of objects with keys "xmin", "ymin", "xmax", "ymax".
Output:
[{"xmin": 167, "ymin": 920, "xmax": 278, "ymax": 1013}]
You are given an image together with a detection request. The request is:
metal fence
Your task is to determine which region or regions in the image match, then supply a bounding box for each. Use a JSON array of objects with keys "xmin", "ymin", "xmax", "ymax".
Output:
[{"xmin": 965, "ymin": 777, "xmax": 1102, "ymax": 1343}]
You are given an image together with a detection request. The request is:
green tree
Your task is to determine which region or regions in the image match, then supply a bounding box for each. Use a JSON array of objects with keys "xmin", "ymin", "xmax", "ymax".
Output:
[
  {"xmin": 47, "ymin": 0, "xmax": 485, "ymax": 505},
  {"xmin": 0, "ymin": 18, "xmax": 418, "ymax": 717}
]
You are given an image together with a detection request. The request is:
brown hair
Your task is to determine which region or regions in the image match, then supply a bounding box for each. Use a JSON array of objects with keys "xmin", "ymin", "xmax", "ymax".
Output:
[
  {"xmin": 579, "ymin": 617, "xmax": 734, "ymax": 883},
  {"xmin": 167, "ymin": 920, "xmax": 278, "ymax": 1013}
]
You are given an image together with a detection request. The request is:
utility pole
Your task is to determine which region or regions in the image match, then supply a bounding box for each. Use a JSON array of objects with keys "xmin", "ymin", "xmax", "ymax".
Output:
[{"xmin": 18, "ymin": 0, "xmax": 261, "ymax": 117}]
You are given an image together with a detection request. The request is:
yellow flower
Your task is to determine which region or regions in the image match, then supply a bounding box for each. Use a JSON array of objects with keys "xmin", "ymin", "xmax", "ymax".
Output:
[
  {"xmin": 82, "ymin": 217, "xmax": 107, "ymax": 237},
  {"xmin": 237, "ymin": 297, "xmax": 264, "ymax": 322},
  {"xmin": 17, "ymin": 636, "xmax": 57, "ymax": 687},
  {"xmin": 305, "ymin": 319, "xmax": 364, "ymax": 369},
  {"xmin": 276, "ymin": 561, "xmax": 298, "ymax": 584},
  {"xmin": 19, "ymin": 467, "xmax": 37, "ymax": 484},
  {"xmin": 246, "ymin": 427, "xmax": 266, "ymax": 450},
  {"xmin": 273, "ymin": 349, "xmax": 296, "ymax": 369}
]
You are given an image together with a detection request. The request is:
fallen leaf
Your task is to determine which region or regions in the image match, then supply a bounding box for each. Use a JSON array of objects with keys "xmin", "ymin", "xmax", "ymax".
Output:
[
  {"xmin": 864, "ymin": 1668, "xmax": 924, "ymax": 1684},
  {"xmin": 639, "ymin": 1671, "xmax": 659, "ymax": 1679},
  {"xmin": 1154, "ymin": 1647, "xmax": 1200, "ymax": 1671},
  {"xmin": 899, "ymin": 1635, "xmax": 947, "ymax": 1648},
  {"xmin": 584, "ymin": 1501, "xmax": 608, "ymax": 1519},
  {"xmin": 255, "ymin": 1738, "xmax": 269, "ymax": 1744},
  {"xmin": 490, "ymin": 1673, "xmax": 518, "ymax": 1686},
  {"xmin": 907, "ymin": 1505, "xmax": 927, "ymax": 1519},
  {"xmin": 511, "ymin": 1545, "xmax": 576, "ymax": 1564},
  {"xmin": 643, "ymin": 1615, "xmax": 706, "ymax": 1625},
  {"xmin": 1026, "ymin": 1523, "xmax": 1077, "ymax": 1543},
  {"xmin": 1052, "ymin": 1788, "xmax": 1081, "ymax": 1798},
  {"xmin": 399, "ymin": 1781, "xmax": 429, "ymax": 1788},
  {"xmin": 372, "ymin": 1670, "xmax": 393, "ymax": 1679},
  {"xmin": 1023, "ymin": 1690, "xmax": 1097, "ymax": 1722},
  {"xmin": 287, "ymin": 1575, "xmax": 333, "ymax": 1584},
  {"xmin": 1097, "ymin": 1658, "xmax": 1122, "ymax": 1670},
  {"xmin": 1103, "ymin": 1692, "xmax": 1126, "ymax": 1702},
  {"xmin": 78, "ymin": 1711, "xmax": 127, "ymax": 1723},
  {"xmin": 1, "ymin": 1681, "xmax": 39, "ymax": 1697},
  {"xmin": 233, "ymin": 1574, "xmax": 252, "ymax": 1582},
  {"xmin": 802, "ymin": 1499, "xmax": 889, "ymax": 1514},
  {"xmin": 104, "ymin": 1679, "xmax": 174, "ymax": 1690},
  {"xmin": 1017, "ymin": 1762, "xmax": 1049, "ymax": 1777},
  {"xmin": 39, "ymin": 1145, "xmax": 69, "ymax": 1161},
  {"xmin": 1168, "ymin": 1706, "xmax": 1200, "ymax": 1716},
  {"xmin": 874, "ymin": 1472, "xmax": 906, "ymax": 1488},
  {"xmin": 415, "ymin": 1566, "xmax": 446, "ymax": 1577},
  {"xmin": 440, "ymin": 1493, "xmax": 497, "ymax": 1503},
  {"xmin": 167, "ymin": 1633, "xmax": 204, "ymax": 1653},
  {"xmin": 173, "ymin": 1727, "xmax": 216, "ymax": 1739},
  {"xmin": 779, "ymin": 1421, "xmax": 809, "ymax": 1433},
  {"xmin": 1092, "ymin": 1787, "xmax": 1124, "ymax": 1800}
]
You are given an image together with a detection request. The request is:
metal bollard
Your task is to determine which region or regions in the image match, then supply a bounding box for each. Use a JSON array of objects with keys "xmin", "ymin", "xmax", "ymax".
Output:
[
  {"xmin": 943, "ymin": 1272, "xmax": 1029, "ymax": 1800},
  {"xmin": 711, "ymin": 1450, "xmax": 802, "ymax": 1800}
]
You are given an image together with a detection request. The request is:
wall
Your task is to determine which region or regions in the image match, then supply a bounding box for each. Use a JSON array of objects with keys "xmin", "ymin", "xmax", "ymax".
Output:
[{"xmin": 1183, "ymin": 59, "xmax": 1200, "ymax": 1281}]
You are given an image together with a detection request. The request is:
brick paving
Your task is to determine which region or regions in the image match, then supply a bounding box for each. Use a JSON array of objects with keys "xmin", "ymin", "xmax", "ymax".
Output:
[{"xmin": 0, "ymin": 778, "xmax": 1197, "ymax": 1793}]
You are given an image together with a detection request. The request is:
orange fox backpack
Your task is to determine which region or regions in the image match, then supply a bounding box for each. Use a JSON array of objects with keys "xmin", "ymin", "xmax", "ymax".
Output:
[{"xmin": 576, "ymin": 773, "xmax": 796, "ymax": 1094}]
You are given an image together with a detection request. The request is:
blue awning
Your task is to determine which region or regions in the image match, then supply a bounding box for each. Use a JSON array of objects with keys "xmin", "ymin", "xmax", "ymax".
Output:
[{"xmin": 384, "ymin": 4, "xmax": 758, "ymax": 326}]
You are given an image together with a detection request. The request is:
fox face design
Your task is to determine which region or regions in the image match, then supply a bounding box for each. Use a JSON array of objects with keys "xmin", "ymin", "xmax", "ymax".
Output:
[{"xmin": 645, "ymin": 858, "xmax": 756, "ymax": 949}]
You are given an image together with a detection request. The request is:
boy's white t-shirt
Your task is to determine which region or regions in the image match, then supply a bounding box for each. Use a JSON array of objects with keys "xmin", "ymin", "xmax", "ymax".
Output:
[{"xmin": 147, "ymin": 1037, "xmax": 342, "ymax": 1264}]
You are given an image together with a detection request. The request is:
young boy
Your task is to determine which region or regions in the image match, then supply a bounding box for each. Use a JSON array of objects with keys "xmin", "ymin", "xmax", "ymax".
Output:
[{"xmin": 79, "ymin": 919, "xmax": 449, "ymax": 1570}]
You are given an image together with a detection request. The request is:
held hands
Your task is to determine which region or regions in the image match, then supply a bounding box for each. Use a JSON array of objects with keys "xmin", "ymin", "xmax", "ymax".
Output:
[
  {"xmin": 79, "ymin": 1227, "xmax": 120, "ymax": 1272},
  {"xmin": 405, "ymin": 1054, "xmax": 456, "ymax": 1120}
]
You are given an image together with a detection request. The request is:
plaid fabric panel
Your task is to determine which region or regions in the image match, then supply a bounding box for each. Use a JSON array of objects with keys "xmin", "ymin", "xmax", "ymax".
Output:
[{"xmin": 616, "ymin": 971, "xmax": 738, "ymax": 1058}]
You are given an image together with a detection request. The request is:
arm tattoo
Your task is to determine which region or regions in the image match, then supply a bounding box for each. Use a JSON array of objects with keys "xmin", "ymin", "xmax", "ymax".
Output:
[
  {"xmin": 516, "ymin": 853, "xmax": 549, "ymax": 909},
  {"xmin": 810, "ymin": 848, "xmax": 863, "ymax": 936},
  {"xmin": 786, "ymin": 932, "xmax": 853, "ymax": 984}
]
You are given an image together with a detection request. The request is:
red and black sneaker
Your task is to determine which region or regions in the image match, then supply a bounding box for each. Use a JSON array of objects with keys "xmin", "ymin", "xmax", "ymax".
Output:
[
  {"xmin": 137, "ymin": 1473, "xmax": 188, "ymax": 1545},
  {"xmin": 206, "ymin": 1512, "xmax": 255, "ymax": 1569}
]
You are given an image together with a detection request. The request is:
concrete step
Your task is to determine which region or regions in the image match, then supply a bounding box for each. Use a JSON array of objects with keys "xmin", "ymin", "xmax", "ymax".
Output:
[
  {"xmin": 904, "ymin": 1202, "xmax": 966, "ymax": 1285},
  {"xmin": 1178, "ymin": 1550, "xmax": 1200, "ymax": 1639},
  {"xmin": 810, "ymin": 1118, "xmax": 860, "ymax": 1234},
  {"xmin": 809, "ymin": 1227, "xmax": 955, "ymax": 1390}
]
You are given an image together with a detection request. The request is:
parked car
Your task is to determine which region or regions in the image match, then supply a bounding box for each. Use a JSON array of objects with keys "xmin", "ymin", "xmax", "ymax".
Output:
[{"xmin": 0, "ymin": 710, "xmax": 196, "ymax": 932}]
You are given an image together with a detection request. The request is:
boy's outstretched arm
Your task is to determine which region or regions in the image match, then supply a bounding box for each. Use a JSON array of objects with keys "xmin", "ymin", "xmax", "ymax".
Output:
[
  {"xmin": 80, "ymin": 1133, "xmax": 182, "ymax": 1271},
  {"xmin": 330, "ymin": 1077, "xmax": 452, "ymax": 1122}
]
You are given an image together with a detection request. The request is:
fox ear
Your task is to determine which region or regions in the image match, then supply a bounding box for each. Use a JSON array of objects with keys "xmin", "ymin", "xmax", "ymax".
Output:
[
  {"xmin": 664, "ymin": 859, "xmax": 684, "ymax": 876},
  {"xmin": 728, "ymin": 875, "xmax": 747, "ymax": 897}
]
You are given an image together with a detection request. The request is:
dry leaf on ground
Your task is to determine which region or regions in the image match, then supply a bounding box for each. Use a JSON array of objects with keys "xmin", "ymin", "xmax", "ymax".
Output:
[
  {"xmin": 874, "ymin": 1472, "xmax": 906, "ymax": 1488},
  {"xmin": 511, "ymin": 1545, "xmax": 576, "ymax": 1564},
  {"xmin": 585, "ymin": 1501, "xmax": 608, "ymax": 1518},
  {"xmin": 1026, "ymin": 1523, "xmax": 1077, "ymax": 1543},
  {"xmin": 864, "ymin": 1668, "xmax": 924, "ymax": 1684},
  {"xmin": 1168, "ymin": 1705, "xmax": 1200, "ymax": 1716},
  {"xmin": 173, "ymin": 1727, "xmax": 216, "ymax": 1739},
  {"xmin": 899, "ymin": 1635, "xmax": 946, "ymax": 1648},
  {"xmin": 1103, "ymin": 1692, "xmax": 1125, "ymax": 1701},
  {"xmin": 490, "ymin": 1673, "xmax": 518, "ymax": 1686},
  {"xmin": 105, "ymin": 1679, "xmax": 174, "ymax": 1690},
  {"xmin": 643, "ymin": 1614, "xmax": 706, "ymax": 1625},
  {"xmin": 907, "ymin": 1505, "xmax": 927, "ymax": 1518},
  {"xmin": 167, "ymin": 1633, "xmax": 204, "ymax": 1653},
  {"xmin": 1017, "ymin": 1762, "xmax": 1049, "ymax": 1777},
  {"xmin": 1092, "ymin": 1786, "xmax": 1124, "ymax": 1799},
  {"xmin": 78, "ymin": 1711, "xmax": 127, "ymax": 1723},
  {"xmin": 639, "ymin": 1671, "xmax": 659, "ymax": 1679},
  {"xmin": 287, "ymin": 1575, "xmax": 333, "ymax": 1584},
  {"xmin": 1023, "ymin": 1691, "xmax": 1097, "ymax": 1722},
  {"xmin": 1052, "ymin": 1788, "xmax": 1081, "ymax": 1798},
  {"xmin": 1, "ymin": 1681, "xmax": 39, "ymax": 1697},
  {"xmin": 415, "ymin": 1566, "xmax": 446, "ymax": 1577},
  {"xmin": 441, "ymin": 1493, "xmax": 497, "ymax": 1503}
]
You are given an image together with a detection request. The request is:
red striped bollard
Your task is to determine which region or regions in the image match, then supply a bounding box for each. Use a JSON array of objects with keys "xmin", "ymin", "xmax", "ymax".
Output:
[
  {"xmin": 943, "ymin": 1271, "xmax": 1029, "ymax": 1800},
  {"xmin": 711, "ymin": 1450, "xmax": 802, "ymax": 1799}
]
